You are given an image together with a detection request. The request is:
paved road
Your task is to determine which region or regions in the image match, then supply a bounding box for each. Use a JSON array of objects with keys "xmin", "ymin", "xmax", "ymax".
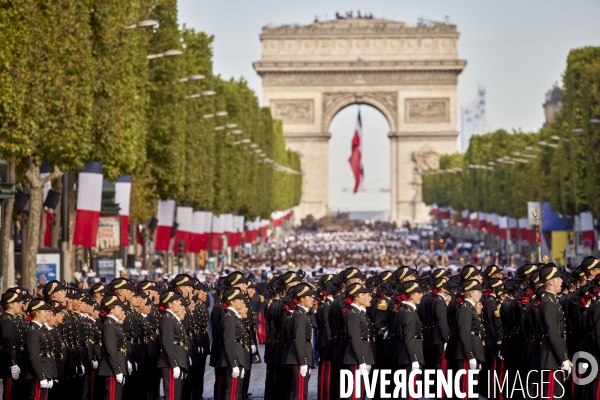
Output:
[{"xmin": 203, "ymin": 345, "xmax": 319, "ymax": 399}]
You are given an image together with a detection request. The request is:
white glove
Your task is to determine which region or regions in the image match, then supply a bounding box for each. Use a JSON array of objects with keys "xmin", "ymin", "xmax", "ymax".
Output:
[
  {"xmin": 231, "ymin": 367, "xmax": 240, "ymax": 378},
  {"xmin": 198, "ymin": 347, "xmax": 203, "ymax": 355},
  {"xmin": 411, "ymin": 361, "xmax": 420, "ymax": 370},
  {"xmin": 366, "ymin": 365, "xmax": 372, "ymax": 371},
  {"xmin": 172, "ymin": 366, "xmax": 181, "ymax": 379},
  {"xmin": 383, "ymin": 330, "xmax": 389, "ymax": 339},
  {"xmin": 135, "ymin": 362, "xmax": 138, "ymax": 370},
  {"xmin": 79, "ymin": 365, "xmax": 85, "ymax": 377},
  {"xmin": 478, "ymin": 364, "xmax": 482, "ymax": 370},
  {"xmin": 127, "ymin": 361, "xmax": 133, "ymax": 374},
  {"xmin": 241, "ymin": 368, "xmax": 245, "ymax": 379},
  {"xmin": 92, "ymin": 360, "xmax": 98, "ymax": 370},
  {"xmin": 10, "ymin": 365, "xmax": 20, "ymax": 380},
  {"xmin": 469, "ymin": 358, "xmax": 477, "ymax": 370},
  {"xmin": 189, "ymin": 356, "xmax": 192, "ymax": 366},
  {"xmin": 443, "ymin": 343, "xmax": 447, "ymax": 351},
  {"xmin": 251, "ymin": 345, "xmax": 257, "ymax": 354},
  {"xmin": 123, "ymin": 377, "xmax": 126, "ymax": 385},
  {"xmin": 300, "ymin": 365, "xmax": 308, "ymax": 377},
  {"xmin": 48, "ymin": 380, "xmax": 53, "ymax": 389},
  {"xmin": 560, "ymin": 360, "xmax": 571, "ymax": 374},
  {"xmin": 359, "ymin": 363, "xmax": 368, "ymax": 371},
  {"xmin": 40, "ymin": 379, "xmax": 49, "ymax": 389},
  {"xmin": 116, "ymin": 373, "xmax": 123, "ymax": 384}
]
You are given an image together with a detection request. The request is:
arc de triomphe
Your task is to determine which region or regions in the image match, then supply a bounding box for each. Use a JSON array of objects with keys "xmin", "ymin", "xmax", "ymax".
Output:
[{"xmin": 254, "ymin": 17, "xmax": 466, "ymax": 223}]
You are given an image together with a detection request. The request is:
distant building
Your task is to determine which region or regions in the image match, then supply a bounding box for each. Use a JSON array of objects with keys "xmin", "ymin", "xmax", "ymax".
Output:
[
  {"xmin": 459, "ymin": 87, "xmax": 491, "ymax": 153},
  {"xmin": 543, "ymin": 86, "xmax": 562, "ymax": 127}
]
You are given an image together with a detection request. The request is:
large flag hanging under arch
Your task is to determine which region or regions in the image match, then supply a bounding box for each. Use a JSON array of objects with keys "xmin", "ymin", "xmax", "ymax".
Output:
[{"xmin": 348, "ymin": 111, "xmax": 364, "ymax": 193}]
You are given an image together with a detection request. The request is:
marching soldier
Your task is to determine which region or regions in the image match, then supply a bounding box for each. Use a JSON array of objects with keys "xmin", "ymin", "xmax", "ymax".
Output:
[
  {"xmin": 426, "ymin": 277, "xmax": 450, "ymax": 371},
  {"xmin": 315, "ymin": 274, "xmax": 334, "ymax": 400},
  {"xmin": 219, "ymin": 287, "xmax": 251, "ymax": 400},
  {"xmin": 25, "ymin": 299, "xmax": 54, "ymax": 400},
  {"xmin": 1, "ymin": 290, "xmax": 27, "ymax": 400},
  {"xmin": 98, "ymin": 295, "xmax": 128, "ymax": 400},
  {"xmin": 285, "ymin": 283, "xmax": 316, "ymax": 400},
  {"xmin": 480, "ymin": 277, "xmax": 503, "ymax": 396},
  {"xmin": 157, "ymin": 290, "xmax": 189, "ymax": 400},
  {"xmin": 538, "ymin": 264, "xmax": 571, "ymax": 399}
]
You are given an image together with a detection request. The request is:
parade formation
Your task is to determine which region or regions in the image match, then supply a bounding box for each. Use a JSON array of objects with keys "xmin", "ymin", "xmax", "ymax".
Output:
[{"xmin": 2, "ymin": 225, "xmax": 600, "ymax": 400}]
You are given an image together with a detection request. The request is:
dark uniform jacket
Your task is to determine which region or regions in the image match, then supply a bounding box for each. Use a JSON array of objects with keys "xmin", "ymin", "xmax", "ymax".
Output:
[
  {"xmin": 25, "ymin": 321, "xmax": 52, "ymax": 381},
  {"xmin": 430, "ymin": 295, "xmax": 450, "ymax": 345},
  {"xmin": 453, "ymin": 300, "xmax": 485, "ymax": 362},
  {"xmin": 538, "ymin": 292, "xmax": 568, "ymax": 370},
  {"xmin": 98, "ymin": 316, "xmax": 127, "ymax": 377},
  {"xmin": 342, "ymin": 305, "xmax": 374, "ymax": 366},
  {"xmin": 209, "ymin": 302, "xmax": 224, "ymax": 368},
  {"xmin": 157, "ymin": 311, "xmax": 189, "ymax": 371},
  {"xmin": 315, "ymin": 297, "xmax": 332, "ymax": 352},
  {"xmin": 218, "ymin": 309, "xmax": 250, "ymax": 370},
  {"xmin": 0, "ymin": 312, "xmax": 25, "ymax": 378},
  {"xmin": 395, "ymin": 304, "xmax": 424, "ymax": 366},
  {"xmin": 286, "ymin": 306, "xmax": 314, "ymax": 367}
]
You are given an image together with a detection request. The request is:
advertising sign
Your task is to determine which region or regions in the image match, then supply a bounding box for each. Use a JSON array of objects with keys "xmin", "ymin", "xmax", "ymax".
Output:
[
  {"xmin": 36, "ymin": 252, "xmax": 60, "ymax": 282},
  {"xmin": 96, "ymin": 258, "xmax": 116, "ymax": 281},
  {"xmin": 96, "ymin": 216, "xmax": 120, "ymax": 256}
]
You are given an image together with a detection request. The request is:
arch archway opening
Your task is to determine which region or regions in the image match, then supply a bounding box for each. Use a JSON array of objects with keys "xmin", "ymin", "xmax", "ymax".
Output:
[{"xmin": 328, "ymin": 104, "xmax": 391, "ymax": 221}]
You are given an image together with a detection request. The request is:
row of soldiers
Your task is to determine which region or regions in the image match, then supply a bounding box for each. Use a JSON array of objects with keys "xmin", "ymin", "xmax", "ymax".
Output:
[
  {"xmin": 261, "ymin": 258, "xmax": 600, "ymax": 400},
  {"xmin": 0, "ymin": 272, "xmax": 262, "ymax": 400}
]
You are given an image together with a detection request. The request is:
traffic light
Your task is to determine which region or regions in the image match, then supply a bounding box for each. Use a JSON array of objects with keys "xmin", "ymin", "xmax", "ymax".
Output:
[{"xmin": 178, "ymin": 240, "xmax": 185, "ymax": 258}]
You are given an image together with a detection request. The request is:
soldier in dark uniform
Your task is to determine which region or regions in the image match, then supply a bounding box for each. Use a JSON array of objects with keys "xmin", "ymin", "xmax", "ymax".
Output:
[
  {"xmin": 25, "ymin": 299, "xmax": 54, "ymax": 400},
  {"xmin": 90, "ymin": 284, "xmax": 108, "ymax": 306},
  {"xmin": 157, "ymin": 290, "xmax": 190, "ymax": 400},
  {"xmin": 210, "ymin": 277, "xmax": 227, "ymax": 400},
  {"xmin": 480, "ymin": 277, "xmax": 503, "ymax": 396},
  {"xmin": 285, "ymin": 283, "xmax": 316, "ymax": 400},
  {"xmin": 426, "ymin": 277, "xmax": 450, "ymax": 371},
  {"xmin": 98, "ymin": 295, "xmax": 128, "ymax": 400},
  {"xmin": 219, "ymin": 288, "xmax": 251, "ymax": 400},
  {"xmin": 315, "ymin": 274, "xmax": 335, "ymax": 400},
  {"xmin": 263, "ymin": 277, "xmax": 283, "ymax": 400},
  {"xmin": 395, "ymin": 281, "xmax": 425, "ymax": 400},
  {"xmin": 538, "ymin": 264, "xmax": 571, "ymax": 399},
  {"xmin": 451, "ymin": 279, "xmax": 484, "ymax": 397},
  {"xmin": 138, "ymin": 280, "xmax": 162, "ymax": 400},
  {"xmin": 192, "ymin": 280, "xmax": 211, "ymax": 400},
  {"xmin": 47, "ymin": 301, "xmax": 66, "ymax": 400},
  {"xmin": 0, "ymin": 290, "xmax": 26, "ymax": 400}
]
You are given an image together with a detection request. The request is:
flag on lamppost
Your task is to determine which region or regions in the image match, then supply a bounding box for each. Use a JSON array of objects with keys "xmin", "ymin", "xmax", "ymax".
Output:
[
  {"xmin": 73, "ymin": 161, "xmax": 104, "ymax": 247},
  {"xmin": 115, "ymin": 175, "xmax": 132, "ymax": 247},
  {"xmin": 348, "ymin": 111, "xmax": 364, "ymax": 194},
  {"xmin": 155, "ymin": 200, "xmax": 175, "ymax": 251}
]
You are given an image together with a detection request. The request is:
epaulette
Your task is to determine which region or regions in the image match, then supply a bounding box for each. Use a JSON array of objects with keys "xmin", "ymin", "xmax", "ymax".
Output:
[
  {"xmin": 494, "ymin": 303, "xmax": 501, "ymax": 318},
  {"xmin": 377, "ymin": 299, "xmax": 388, "ymax": 311}
]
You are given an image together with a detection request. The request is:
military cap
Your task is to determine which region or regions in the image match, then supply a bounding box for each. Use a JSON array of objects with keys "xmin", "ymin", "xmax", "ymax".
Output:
[
  {"xmin": 27, "ymin": 299, "xmax": 52, "ymax": 313},
  {"xmin": 66, "ymin": 288, "xmax": 84, "ymax": 299},
  {"xmin": 1, "ymin": 291, "xmax": 24, "ymax": 305},
  {"xmin": 344, "ymin": 283, "xmax": 369, "ymax": 298},
  {"xmin": 530, "ymin": 270, "xmax": 541, "ymax": 286},
  {"xmin": 482, "ymin": 265, "xmax": 503, "ymax": 278},
  {"xmin": 225, "ymin": 272, "xmax": 248, "ymax": 287},
  {"xmin": 366, "ymin": 276, "xmax": 379, "ymax": 291},
  {"xmin": 109, "ymin": 278, "xmax": 135, "ymax": 292},
  {"xmin": 517, "ymin": 263, "xmax": 538, "ymax": 278},
  {"xmin": 247, "ymin": 280, "xmax": 256, "ymax": 289},
  {"xmin": 487, "ymin": 278, "xmax": 504, "ymax": 289},
  {"xmin": 100, "ymin": 295, "xmax": 125, "ymax": 311},
  {"xmin": 460, "ymin": 265, "xmax": 481, "ymax": 281},
  {"xmin": 338, "ymin": 268, "xmax": 366, "ymax": 283},
  {"xmin": 539, "ymin": 264, "xmax": 565, "ymax": 283},
  {"xmin": 159, "ymin": 290, "xmax": 182, "ymax": 307},
  {"xmin": 222, "ymin": 287, "xmax": 245, "ymax": 302},
  {"xmin": 432, "ymin": 278, "xmax": 448, "ymax": 291},
  {"xmin": 281, "ymin": 271, "xmax": 302, "ymax": 286},
  {"xmin": 82, "ymin": 296, "xmax": 95, "ymax": 306},
  {"xmin": 318, "ymin": 274, "xmax": 336, "ymax": 288},
  {"xmin": 43, "ymin": 280, "xmax": 66, "ymax": 298},
  {"xmin": 581, "ymin": 256, "xmax": 600, "ymax": 272},
  {"xmin": 90, "ymin": 283, "xmax": 108, "ymax": 295},
  {"xmin": 214, "ymin": 276, "xmax": 228, "ymax": 291},
  {"xmin": 138, "ymin": 280, "xmax": 159, "ymax": 292},
  {"xmin": 459, "ymin": 279, "xmax": 483, "ymax": 294},
  {"xmin": 170, "ymin": 274, "xmax": 193, "ymax": 288},
  {"xmin": 49, "ymin": 300, "xmax": 65, "ymax": 314},
  {"xmin": 431, "ymin": 268, "xmax": 449, "ymax": 280},
  {"xmin": 393, "ymin": 266, "xmax": 416, "ymax": 282},
  {"xmin": 378, "ymin": 271, "xmax": 393, "ymax": 284},
  {"xmin": 400, "ymin": 281, "xmax": 425, "ymax": 295}
]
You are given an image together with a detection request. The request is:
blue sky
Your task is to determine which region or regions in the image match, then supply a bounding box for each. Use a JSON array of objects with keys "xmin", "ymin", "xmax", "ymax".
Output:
[{"xmin": 178, "ymin": 0, "xmax": 600, "ymax": 212}]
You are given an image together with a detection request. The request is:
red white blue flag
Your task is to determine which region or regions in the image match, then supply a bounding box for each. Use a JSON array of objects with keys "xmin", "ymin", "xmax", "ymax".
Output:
[
  {"xmin": 73, "ymin": 161, "xmax": 103, "ymax": 247},
  {"xmin": 115, "ymin": 175, "xmax": 131, "ymax": 247},
  {"xmin": 155, "ymin": 200, "xmax": 175, "ymax": 251},
  {"xmin": 348, "ymin": 111, "xmax": 364, "ymax": 193}
]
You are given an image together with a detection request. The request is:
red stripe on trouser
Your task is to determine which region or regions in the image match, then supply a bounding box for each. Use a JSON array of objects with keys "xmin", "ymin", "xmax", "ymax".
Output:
[
  {"xmin": 354, "ymin": 365, "xmax": 359, "ymax": 400},
  {"xmin": 596, "ymin": 372, "xmax": 600, "ymax": 400},
  {"xmin": 498, "ymin": 360, "xmax": 505, "ymax": 400},
  {"xmin": 408, "ymin": 374, "xmax": 417, "ymax": 400},
  {"xmin": 90, "ymin": 370, "xmax": 95, "ymax": 400},
  {"xmin": 230, "ymin": 377, "xmax": 238, "ymax": 400},
  {"xmin": 462, "ymin": 361, "xmax": 469, "ymax": 400},
  {"xmin": 571, "ymin": 371, "xmax": 575, "ymax": 398},
  {"xmin": 298, "ymin": 366, "xmax": 304, "ymax": 400},
  {"xmin": 547, "ymin": 371, "xmax": 555, "ymax": 400},
  {"xmin": 35, "ymin": 380, "xmax": 40, "ymax": 400},
  {"xmin": 169, "ymin": 368, "xmax": 175, "ymax": 400},
  {"xmin": 4, "ymin": 377, "xmax": 12, "ymax": 400},
  {"xmin": 110, "ymin": 377, "xmax": 115, "ymax": 400},
  {"xmin": 217, "ymin": 374, "xmax": 222, "ymax": 400}
]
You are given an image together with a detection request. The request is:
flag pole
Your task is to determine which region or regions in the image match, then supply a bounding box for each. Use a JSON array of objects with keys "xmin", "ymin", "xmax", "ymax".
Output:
[{"xmin": 532, "ymin": 209, "xmax": 542, "ymax": 263}]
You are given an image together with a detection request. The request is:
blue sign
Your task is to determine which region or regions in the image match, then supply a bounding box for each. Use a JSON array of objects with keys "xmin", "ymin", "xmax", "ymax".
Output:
[
  {"xmin": 96, "ymin": 258, "xmax": 116, "ymax": 281},
  {"xmin": 36, "ymin": 253, "xmax": 60, "ymax": 282}
]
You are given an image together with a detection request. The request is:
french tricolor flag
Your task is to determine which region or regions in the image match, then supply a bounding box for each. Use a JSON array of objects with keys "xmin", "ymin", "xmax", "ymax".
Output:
[
  {"xmin": 189, "ymin": 211, "xmax": 207, "ymax": 253},
  {"xmin": 210, "ymin": 214, "xmax": 224, "ymax": 251},
  {"xmin": 580, "ymin": 211, "xmax": 595, "ymax": 247},
  {"xmin": 115, "ymin": 175, "xmax": 132, "ymax": 247},
  {"xmin": 73, "ymin": 161, "xmax": 104, "ymax": 247},
  {"xmin": 155, "ymin": 200, "xmax": 175, "ymax": 251},
  {"xmin": 175, "ymin": 206, "xmax": 193, "ymax": 252}
]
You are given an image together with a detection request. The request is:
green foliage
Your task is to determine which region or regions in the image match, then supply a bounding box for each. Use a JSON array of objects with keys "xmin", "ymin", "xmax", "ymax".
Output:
[{"xmin": 423, "ymin": 47, "xmax": 600, "ymax": 219}]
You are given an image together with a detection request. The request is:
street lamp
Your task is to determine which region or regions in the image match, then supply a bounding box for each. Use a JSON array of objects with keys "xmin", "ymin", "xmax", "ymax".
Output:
[
  {"xmin": 249, "ymin": 144, "xmax": 258, "ymax": 148},
  {"xmin": 591, "ymin": 118, "xmax": 600, "ymax": 124},
  {"xmin": 214, "ymin": 126, "xmax": 225, "ymax": 131},
  {"xmin": 179, "ymin": 74, "xmax": 205, "ymax": 82},
  {"xmin": 215, "ymin": 111, "xmax": 228, "ymax": 117},
  {"xmin": 229, "ymin": 129, "xmax": 242, "ymax": 135},
  {"xmin": 226, "ymin": 123, "xmax": 237, "ymax": 129},
  {"xmin": 538, "ymin": 140, "xmax": 558, "ymax": 148},
  {"xmin": 126, "ymin": 20, "xmax": 158, "ymax": 29},
  {"xmin": 147, "ymin": 49, "xmax": 183, "ymax": 60}
]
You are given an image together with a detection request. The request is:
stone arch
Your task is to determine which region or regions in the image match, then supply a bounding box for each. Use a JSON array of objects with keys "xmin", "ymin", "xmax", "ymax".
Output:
[{"xmin": 321, "ymin": 92, "xmax": 398, "ymax": 133}]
